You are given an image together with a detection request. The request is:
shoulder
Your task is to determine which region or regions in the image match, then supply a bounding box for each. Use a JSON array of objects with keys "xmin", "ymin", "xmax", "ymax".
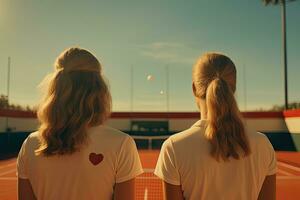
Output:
[
  {"xmin": 162, "ymin": 126, "xmax": 203, "ymax": 151},
  {"xmin": 27, "ymin": 131, "xmax": 39, "ymax": 139},
  {"xmin": 245, "ymin": 126, "xmax": 272, "ymax": 146},
  {"xmin": 245, "ymin": 127, "xmax": 275, "ymax": 155},
  {"xmin": 254, "ymin": 132, "xmax": 274, "ymax": 150},
  {"xmin": 22, "ymin": 131, "xmax": 40, "ymax": 148},
  {"xmin": 171, "ymin": 125, "xmax": 203, "ymax": 142},
  {"xmin": 168, "ymin": 119, "xmax": 206, "ymax": 144},
  {"xmin": 18, "ymin": 131, "xmax": 40, "ymax": 158},
  {"xmin": 245, "ymin": 129, "xmax": 276, "ymax": 174}
]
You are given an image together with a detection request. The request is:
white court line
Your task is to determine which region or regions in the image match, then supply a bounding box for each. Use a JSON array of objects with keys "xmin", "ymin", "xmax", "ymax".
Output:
[
  {"xmin": 0, "ymin": 162, "xmax": 16, "ymax": 170},
  {"xmin": 277, "ymin": 169, "xmax": 294, "ymax": 176},
  {"xmin": 0, "ymin": 177, "xmax": 17, "ymax": 180},
  {"xmin": 144, "ymin": 188, "xmax": 148, "ymax": 200},
  {"xmin": 278, "ymin": 161, "xmax": 300, "ymax": 173},
  {"xmin": 0, "ymin": 169, "xmax": 16, "ymax": 177}
]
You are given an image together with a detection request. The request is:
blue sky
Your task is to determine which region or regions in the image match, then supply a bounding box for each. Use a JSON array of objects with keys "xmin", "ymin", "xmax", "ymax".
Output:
[{"xmin": 0, "ymin": 0, "xmax": 299, "ymax": 111}]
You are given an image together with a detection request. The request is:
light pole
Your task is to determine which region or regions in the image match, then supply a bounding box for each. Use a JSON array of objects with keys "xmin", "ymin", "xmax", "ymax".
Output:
[
  {"xmin": 165, "ymin": 65, "xmax": 170, "ymax": 112},
  {"xmin": 130, "ymin": 65, "xmax": 134, "ymax": 112},
  {"xmin": 281, "ymin": 1, "xmax": 288, "ymax": 110},
  {"xmin": 6, "ymin": 57, "xmax": 11, "ymax": 152},
  {"xmin": 263, "ymin": 0, "xmax": 298, "ymax": 109},
  {"xmin": 6, "ymin": 57, "xmax": 11, "ymax": 131},
  {"xmin": 243, "ymin": 64, "xmax": 248, "ymax": 111}
]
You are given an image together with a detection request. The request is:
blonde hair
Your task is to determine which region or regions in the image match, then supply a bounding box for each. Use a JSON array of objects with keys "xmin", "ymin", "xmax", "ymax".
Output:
[
  {"xmin": 36, "ymin": 47, "xmax": 111, "ymax": 156},
  {"xmin": 193, "ymin": 53, "xmax": 250, "ymax": 161}
]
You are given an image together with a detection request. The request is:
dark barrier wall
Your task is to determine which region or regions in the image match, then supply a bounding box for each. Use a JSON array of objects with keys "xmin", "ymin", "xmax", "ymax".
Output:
[
  {"xmin": 0, "ymin": 131, "xmax": 297, "ymax": 158},
  {"xmin": 130, "ymin": 132, "xmax": 297, "ymax": 151},
  {"xmin": 0, "ymin": 132, "xmax": 31, "ymax": 158},
  {"xmin": 1, "ymin": 109, "xmax": 299, "ymax": 155},
  {"xmin": 264, "ymin": 132, "xmax": 297, "ymax": 151}
]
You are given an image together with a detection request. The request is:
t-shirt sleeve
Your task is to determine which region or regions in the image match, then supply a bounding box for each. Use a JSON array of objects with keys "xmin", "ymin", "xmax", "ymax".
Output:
[
  {"xmin": 154, "ymin": 138, "xmax": 180, "ymax": 185},
  {"xmin": 263, "ymin": 135, "xmax": 277, "ymax": 175},
  {"xmin": 115, "ymin": 136, "xmax": 143, "ymax": 183},
  {"xmin": 17, "ymin": 138, "xmax": 29, "ymax": 179}
]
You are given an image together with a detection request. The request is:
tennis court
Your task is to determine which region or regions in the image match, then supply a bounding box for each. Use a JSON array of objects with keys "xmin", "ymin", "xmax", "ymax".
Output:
[{"xmin": 0, "ymin": 151, "xmax": 299, "ymax": 200}]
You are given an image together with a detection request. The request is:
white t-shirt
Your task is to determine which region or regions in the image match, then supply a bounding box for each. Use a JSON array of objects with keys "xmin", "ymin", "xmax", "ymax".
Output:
[
  {"xmin": 154, "ymin": 120, "xmax": 277, "ymax": 200},
  {"xmin": 17, "ymin": 125, "xmax": 143, "ymax": 200}
]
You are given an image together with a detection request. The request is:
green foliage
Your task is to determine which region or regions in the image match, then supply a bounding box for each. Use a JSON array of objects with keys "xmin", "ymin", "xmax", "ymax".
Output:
[
  {"xmin": 0, "ymin": 95, "xmax": 9, "ymax": 109},
  {"xmin": 262, "ymin": 0, "xmax": 296, "ymax": 5},
  {"xmin": 0, "ymin": 94, "xmax": 34, "ymax": 111},
  {"xmin": 263, "ymin": 0, "xmax": 282, "ymax": 5},
  {"xmin": 270, "ymin": 102, "xmax": 300, "ymax": 111}
]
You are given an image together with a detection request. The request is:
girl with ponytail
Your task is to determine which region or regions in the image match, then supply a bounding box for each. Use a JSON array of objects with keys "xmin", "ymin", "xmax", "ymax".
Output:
[
  {"xmin": 155, "ymin": 53, "xmax": 276, "ymax": 200},
  {"xmin": 17, "ymin": 47, "xmax": 143, "ymax": 200}
]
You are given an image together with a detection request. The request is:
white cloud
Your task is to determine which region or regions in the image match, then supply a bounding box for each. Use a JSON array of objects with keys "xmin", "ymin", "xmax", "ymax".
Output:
[
  {"xmin": 148, "ymin": 42, "xmax": 184, "ymax": 49},
  {"xmin": 139, "ymin": 42, "xmax": 196, "ymax": 64}
]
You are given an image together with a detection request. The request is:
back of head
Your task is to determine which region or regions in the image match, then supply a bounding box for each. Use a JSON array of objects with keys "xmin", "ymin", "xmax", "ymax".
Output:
[
  {"xmin": 36, "ymin": 47, "xmax": 111, "ymax": 156},
  {"xmin": 193, "ymin": 53, "xmax": 250, "ymax": 161}
]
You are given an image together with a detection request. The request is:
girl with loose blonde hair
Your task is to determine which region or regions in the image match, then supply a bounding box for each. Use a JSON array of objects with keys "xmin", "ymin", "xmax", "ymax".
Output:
[
  {"xmin": 155, "ymin": 52, "xmax": 276, "ymax": 200},
  {"xmin": 17, "ymin": 47, "xmax": 143, "ymax": 200},
  {"xmin": 36, "ymin": 47, "xmax": 111, "ymax": 155}
]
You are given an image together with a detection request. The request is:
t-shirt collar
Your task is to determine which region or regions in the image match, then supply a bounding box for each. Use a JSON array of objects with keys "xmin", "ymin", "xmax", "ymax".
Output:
[{"xmin": 191, "ymin": 119, "xmax": 208, "ymax": 128}]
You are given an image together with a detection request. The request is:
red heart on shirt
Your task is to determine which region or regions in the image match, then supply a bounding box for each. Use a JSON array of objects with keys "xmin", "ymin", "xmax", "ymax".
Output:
[{"xmin": 89, "ymin": 153, "xmax": 104, "ymax": 166}]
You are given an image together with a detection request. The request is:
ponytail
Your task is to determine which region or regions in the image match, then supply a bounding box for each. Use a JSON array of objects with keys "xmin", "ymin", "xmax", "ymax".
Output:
[{"xmin": 205, "ymin": 77, "xmax": 250, "ymax": 161}]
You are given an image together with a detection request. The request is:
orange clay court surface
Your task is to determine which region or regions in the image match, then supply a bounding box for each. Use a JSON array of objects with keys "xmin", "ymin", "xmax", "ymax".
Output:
[{"xmin": 0, "ymin": 151, "xmax": 299, "ymax": 200}]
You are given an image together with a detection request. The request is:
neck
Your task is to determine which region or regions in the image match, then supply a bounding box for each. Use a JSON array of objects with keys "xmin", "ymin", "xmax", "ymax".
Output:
[{"xmin": 199, "ymin": 99, "xmax": 208, "ymax": 120}]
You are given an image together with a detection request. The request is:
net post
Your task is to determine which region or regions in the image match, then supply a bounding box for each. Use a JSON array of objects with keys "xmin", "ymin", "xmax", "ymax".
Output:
[{"xmin": 149, "ymin": 138, "xmax": 152, "ymax": 150}]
